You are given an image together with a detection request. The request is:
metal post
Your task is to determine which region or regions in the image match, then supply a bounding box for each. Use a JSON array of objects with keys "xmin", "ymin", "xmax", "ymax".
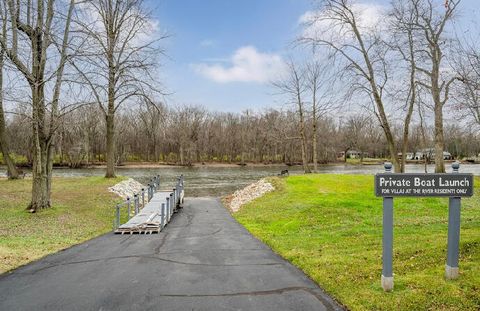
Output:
[
  {"xmin": 173, "ymin": 188, "xmax": 176, "ymax": 212},
  {"xmin": 169, "ymin": 193, "xmax": 174, "ymax": 218},
  {"xmin": 446, "ymin": 162, "xmax": 461, "ymax": 280},
  {"xmin": 148, "ymin": 178, "xmax": 154, "ymax": 201},
  {"xmin": 177, "ymin": 183, "xmax": 180, "ymax": 202},
  {"xmin": 127, "ymin": 197, "xmax": 131, "ymax": 219},
  {"xmin": 180, "ymin": 174, "xmax": 184, "ymax": 204},
  {"xmin": 161, "ymin": 203, "xmax": 166, "ymax": 228},
  {"xmin": 177, "ymin": 179, "xmax": 180, "ymax": 202},
  {"xmin": 134, "ymin": 194, "xmax": 139, "ymax": 215},
  {"xmin": 115, "ymin": 205, "xmax": 120, "ymax": 229},
  {"xmin": 141, "ymin": 188, "xmax": 145, "ymax": 209},
  {"xmin": 382, "ymin": 162, "xmax": 394, "ymax": 292},
  {"xmin": 180, "ymin": 179, "xmax": 184, "ymax": 205},
  {"xmin": 157, "ymin": 175, "xmax": 160, "ymax": 191},
  {"xmin": 166, "ymin": 197, "xmax": 170, "ymax": 222},
  {"xmin": 147, "ymin": 183, "xmax": 151, "ymax": 201}
]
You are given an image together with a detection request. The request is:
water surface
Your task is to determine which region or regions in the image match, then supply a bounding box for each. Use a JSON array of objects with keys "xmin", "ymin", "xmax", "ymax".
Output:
[{"xmin": 1, "ymin": 163, "xmax": 478, "ymax": 197}]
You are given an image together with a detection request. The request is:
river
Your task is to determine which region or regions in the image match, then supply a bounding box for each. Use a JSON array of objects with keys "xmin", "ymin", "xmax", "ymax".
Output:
[{"xmin": 1, "ymin": 163, "xmax": 479, "ymax": 197}]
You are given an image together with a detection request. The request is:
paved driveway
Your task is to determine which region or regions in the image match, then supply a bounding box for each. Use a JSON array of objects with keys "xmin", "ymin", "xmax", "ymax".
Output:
[{"xmin": 0, "ymin": 198, "xmax": 344, "ymax": 311}]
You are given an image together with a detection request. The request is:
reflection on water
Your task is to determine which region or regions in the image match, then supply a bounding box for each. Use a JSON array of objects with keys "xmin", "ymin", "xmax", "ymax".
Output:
[{"xmin": 1, "ymin": 163, "xmax": 479, "ymax": 197}]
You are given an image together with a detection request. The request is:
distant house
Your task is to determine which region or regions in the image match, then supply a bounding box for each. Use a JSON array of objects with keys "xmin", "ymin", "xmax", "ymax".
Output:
[
  {"xmin": 347, "ymin": 150, "xmax": 362, "ymax": 159},
  {"xmin": 443, "ymin": 151, "xmax": 453, "ymax": 160},
  {"xmin": 407, "ymin": 148, "xmax": 452, "ymax": 161},
  {"xmin": 339, "ymin": 150, "xmax": 369, "ymax": 159}
]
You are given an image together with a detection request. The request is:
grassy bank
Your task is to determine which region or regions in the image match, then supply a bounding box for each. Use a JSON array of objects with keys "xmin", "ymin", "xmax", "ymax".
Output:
[
  {"xmin": 234, "ymin": 175, "xmax": 480, "ymax": 310},
  {"xmin": 0, "ymin": 176, "xmax": 124, "ymax": 273}
]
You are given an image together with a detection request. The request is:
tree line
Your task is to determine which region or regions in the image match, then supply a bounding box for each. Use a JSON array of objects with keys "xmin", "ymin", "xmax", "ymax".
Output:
[{"xmin": 3, "ymin": 103, "xmax": 479, "ymax": 167}]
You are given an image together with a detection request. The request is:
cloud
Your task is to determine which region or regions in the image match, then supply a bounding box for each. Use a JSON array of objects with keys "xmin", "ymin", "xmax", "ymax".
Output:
[
  {"xmin": 193, "ymin": 46, "xmax": 286, "ymax": 83},
  {"xmin": 299, "ymin": 2, "xmax": 388, "ymax": 43}
]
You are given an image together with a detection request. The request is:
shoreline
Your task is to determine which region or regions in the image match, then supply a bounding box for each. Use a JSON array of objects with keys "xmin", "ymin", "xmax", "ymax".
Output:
[{"xmin": 1, "ymin": 160, "xmax": 476, "ymax": 170}]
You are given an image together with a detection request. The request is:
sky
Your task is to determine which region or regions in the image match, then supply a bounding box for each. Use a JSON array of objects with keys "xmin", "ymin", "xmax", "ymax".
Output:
[
  {"xmin": 149, "ymin": 0, "xmax": 310, "ymax": 112},
  {"xmin": 148, "ymin": 0, "xmax": 479, "ymax": 113}
]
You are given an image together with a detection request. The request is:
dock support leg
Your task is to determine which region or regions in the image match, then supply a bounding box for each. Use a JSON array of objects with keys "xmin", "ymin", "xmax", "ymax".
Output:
[
  {"xmin": 161, "ymin": 203, "xmax": 166, "ymax": 229},
  {"xmin": 166, "ymin": 197, "xmax": 170, "ymax": 223},
  {"xmin": 115, "ymin": 205, "xmax": 120, "ymax": 229},
  {"xmin": 127, "ymin": 198, "xmax": 131, "ymax": 219}
]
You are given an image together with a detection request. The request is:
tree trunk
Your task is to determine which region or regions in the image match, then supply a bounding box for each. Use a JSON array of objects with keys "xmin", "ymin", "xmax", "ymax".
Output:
[
  {"xmin": 0, "ymin": 105, "xmax": 18, "ymax": 180},
  {"xmin": 350, "ymin": 21, "xmax": 400, "ymax": 172},
  {"xmin": 298, "ymin": 111, "xmax": 311, "ymax": 173},
  {"xmin": 371, "ymin": 89, "xmax": 400, "ymax": 172},
  {"xmin": 312, "ymin": 115, "xmax": 318, "ymax": 172},
  {"xmin": 0, "ymin": 121, "xmax": 18, "ymax": 179},
  {"xmin": 401, "ymin": 91, "xmax": 415, "ymax": 173},
  {"xmin": 46, "ymin": 142, "xmax": 54, "ymax": 201},
  {"xmin": 434, "ymin": 102, "xmax": 445, "ymax": 173},
  {"xmin": 0, "ymin": 52, "xmax": 18, "ymax": 179},
  {"xmin": 400, "ymin": 141, "xmax": 408, "ymax": 173},
  {"xmin": 29, "ymin": 84, "xmax": 50, "ymax": 211},
  {"xmin": 105, "ymin": 112, "xmax": 116, "ymax": 178},
  {"xmin": 431, "ymin": 53, "xmax": 446, "ymax": 173},
  {"xmin": 179, "ymin": 144, "xmax": 184, "ymax": 165}
]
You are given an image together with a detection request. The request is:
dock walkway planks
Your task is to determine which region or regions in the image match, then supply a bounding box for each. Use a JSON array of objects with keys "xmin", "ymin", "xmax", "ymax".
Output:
[{"xmin": 115, "ymin": 191, "xmax": 174, "ymax": 234}]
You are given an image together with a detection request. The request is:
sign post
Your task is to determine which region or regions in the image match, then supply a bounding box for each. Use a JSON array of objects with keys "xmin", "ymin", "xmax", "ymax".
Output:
[
  {"xmin": 381, "ymin": 163, "xmax": 394, "ymax": 291},
  {"xmin": 446, "ymin": 162, "xmax": 461, "ymax": 279},
  {"xmin": 375, "ymin": 162, "xmax": 474, "ymax": 292}
]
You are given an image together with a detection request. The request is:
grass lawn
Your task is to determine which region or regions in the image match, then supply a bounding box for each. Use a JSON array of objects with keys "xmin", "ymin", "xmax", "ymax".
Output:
[
  {"xmin": 234, "ymin": 175, "xmax": 480, "ymax": 311},
  {"xmin": 0, "ymin": 176, "xmax": 124, "ymax": 273}
]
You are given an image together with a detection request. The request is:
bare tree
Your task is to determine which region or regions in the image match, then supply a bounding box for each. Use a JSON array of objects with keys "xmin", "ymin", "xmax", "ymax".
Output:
[
  {"xmin": 407, "ymin": 0, "xmax": 461, "ymax": 173},
  {"xmin": 454, "ymin": 30, "xmax": 480, "ymax": 127},
  {"xmin": 136, "ymin": 99, "xmax": 167, "ymax": 162},
  {"xmin": 73, "ymin": 0, "xmax": 166, "ymax": 177},
  {"xmin": 0, "ymin": 0, "xmax": 75, "ymax": 210},
  {"xmin": 305, "ymin": 59, "xmax": 337, "ymax": 172},
  {"xmin": 273, "ymin": 60, "xmax": 311, "ymax": 173},
  {"xmin": 389, "ymin": 0, "xmax": 420, "ymax": 173},
  {"xmin": 0, "ymin": 4, "xmax": 17, "ymax": 179},
  {"xmin": 299, "ymin": 0, "xmax": 401, "ymax": 172},
  {"xmin": 338, "ymin": 114, "xmax": 370, "ymax": 162}
]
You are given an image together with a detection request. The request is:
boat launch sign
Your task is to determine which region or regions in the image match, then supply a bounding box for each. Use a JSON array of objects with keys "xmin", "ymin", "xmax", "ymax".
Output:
[
  {"xmin": 375, "ymin": 173, "xmax": 474, "ymax": 197},
  {"xmin": 375, "ymin": 162, "xmax": 475, "ymax": 292}
]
